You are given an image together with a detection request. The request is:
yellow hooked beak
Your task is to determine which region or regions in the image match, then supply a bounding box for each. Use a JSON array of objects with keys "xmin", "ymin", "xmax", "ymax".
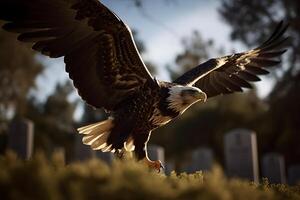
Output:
[
  {"xmin": 194, "ymin": 90, "xmax": 207, "ymax": 102},
  {"xmin": 181, "ymin": 87, "xmax": 207, "ymax": 103}
]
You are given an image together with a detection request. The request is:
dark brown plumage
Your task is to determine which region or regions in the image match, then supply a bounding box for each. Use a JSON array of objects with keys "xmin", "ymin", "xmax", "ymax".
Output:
[
  {"xmin": 0, "ymin": 0, "xmax": 289, "ymax": 171},
  {"xmin": 0, "ymin": 0, "xmax": 153, "ymax": 111}
]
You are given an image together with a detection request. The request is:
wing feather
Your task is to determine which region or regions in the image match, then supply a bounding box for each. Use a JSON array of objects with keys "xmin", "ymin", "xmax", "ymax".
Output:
[
  {"xmin": 218, "ymin": 75, "xmax": 243, "ymax": 92},
  {"xmin": 0, "ymin": 0, "xmax": 155, "ymax": 110},
  {"xmin": 173, "ymin": 22, "xmax": 289, "ymax": 98},
  {"xmin": 245, "ymin": 65, "xmax": 270, "ymax": 75}
]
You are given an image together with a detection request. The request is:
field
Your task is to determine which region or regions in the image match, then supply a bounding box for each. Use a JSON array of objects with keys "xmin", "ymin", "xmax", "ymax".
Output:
[{"xmin": 0, "ymin": 152, "xmax": 299, "ymax": 200}]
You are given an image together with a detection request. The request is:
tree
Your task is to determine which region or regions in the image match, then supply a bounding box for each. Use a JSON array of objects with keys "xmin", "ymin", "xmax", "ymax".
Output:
[
  {"xmin": 25, "ymin": 81, "xmax": 77, "ymax": 158},
  {"xmin": 0, "ymin": 22, "xmax": 43, "ymax": 122},
  {"xmin": 167, "ymin": 31, "xmax": 216, "ymax": 81}
]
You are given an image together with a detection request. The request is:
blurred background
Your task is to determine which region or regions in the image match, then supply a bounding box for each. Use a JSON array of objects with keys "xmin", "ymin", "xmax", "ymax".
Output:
[{"xmin": 0, "ymin": 0, "xmax": 299, "ymax": 176}]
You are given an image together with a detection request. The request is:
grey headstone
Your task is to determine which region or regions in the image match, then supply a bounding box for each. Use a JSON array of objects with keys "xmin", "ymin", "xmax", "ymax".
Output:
[
  {"xmin": 8, "ymin": 119, "xmax": 34, "ymax": 160},
  {"xmin": 74, "ymin": 134, "xmax": 94, "ymax": 161},
  {"xmin": 288, "ymin": 165, "xmax": 300, "ymax": 185},
  {"xmin": 262, "ymin": 153, "xmax": 286, "ymax": 184},
  {"xmin": 147, "ymin": 144, "xmax": 165, "ymax": 166},
  {"xmin": 165, "ymin": 161, "xmax": 175, "ymax": 175},
  {"xmin": 224, "ymin": 129, "xmax": 259, "ymax": 182},
  {"xmin": 191, "ymin": 147, "xmax": 214, "ymax": 172}
]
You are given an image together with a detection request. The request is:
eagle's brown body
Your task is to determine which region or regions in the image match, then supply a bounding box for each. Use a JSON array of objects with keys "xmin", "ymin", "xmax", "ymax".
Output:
[{"xmin": 105, "ymin": 81, "xmax": 180, "ymax": 160}]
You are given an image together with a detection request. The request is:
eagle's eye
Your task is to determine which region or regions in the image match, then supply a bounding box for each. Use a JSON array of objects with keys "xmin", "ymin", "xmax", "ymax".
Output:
[
  {"xmin": 180, "ymin": 88, "xmax": 207, "ymax": 103},
  {"xmin": 181, "ymin": 89, "xmax": 198, "ymax": 97}
]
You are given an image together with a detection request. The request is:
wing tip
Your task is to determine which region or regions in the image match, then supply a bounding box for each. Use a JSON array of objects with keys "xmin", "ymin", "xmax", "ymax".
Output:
[{"xmin": 261, "ymin": 20, "xmax": 289, "ymax": 47}]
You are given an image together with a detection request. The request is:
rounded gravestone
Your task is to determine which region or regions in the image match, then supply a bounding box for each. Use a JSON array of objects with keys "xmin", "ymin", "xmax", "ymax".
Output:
[
  {"xmin": 262, "ymin": 153, "xmax": 286, "ymax": 184},
  {"xmin": 191, "ymin": 147, "xmax": 214, "ymax": 172},
  {"xmin": 224, "ymin": 129, "xmax": 259, "ymax": 183},
  {"xmin": 288, "ymin": 165, "xmax": 300, "ymax": 185}
]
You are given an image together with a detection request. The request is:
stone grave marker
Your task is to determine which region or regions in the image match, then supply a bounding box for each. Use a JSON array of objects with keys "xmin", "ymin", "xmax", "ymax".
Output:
[
  {"xmin": 8, "ymin": 119, "xmax": 34, "ymax": 160},
  {"xmin": 288, "ymin": 165, "xmax": 300, "ymax": 185},
  {"xmin": 262, "ymin": 153, "xmax": 286, "ymax": 184},
  {"xmin": 224, "ymin": 129, "xmax": 259, "ymax": 182},
  {"xmin": 165, "ymin": 161, "xmax": 175, "ymax": 175},
  {"xmin": 191, "ymin": 147, "xmax": 214, "ymax": 172}
]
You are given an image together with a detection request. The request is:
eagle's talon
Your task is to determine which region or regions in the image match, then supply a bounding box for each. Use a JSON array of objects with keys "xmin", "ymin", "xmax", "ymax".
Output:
[
  {"xmin": 143, "ymin": 158, "xmax": 164, "ymax": 172},
  {"xmin": 159, "ymin": 162, "xmax": 165, "ymax": 171}
]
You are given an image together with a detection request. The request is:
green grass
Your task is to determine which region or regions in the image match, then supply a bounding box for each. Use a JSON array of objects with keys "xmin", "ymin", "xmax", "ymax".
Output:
[{"xmin": 0, "ymin": 151, "xmax": 299, "ymax": 200}]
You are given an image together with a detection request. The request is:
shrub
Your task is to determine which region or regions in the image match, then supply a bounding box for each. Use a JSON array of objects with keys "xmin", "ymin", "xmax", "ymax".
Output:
[{"xmin": 0, "ymin": 152, "xmax": 299, "ymax": 200}]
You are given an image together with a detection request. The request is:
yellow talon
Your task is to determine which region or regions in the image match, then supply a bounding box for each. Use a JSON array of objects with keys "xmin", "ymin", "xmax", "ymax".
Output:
[{"xmin": 142, "ymin": 158, "xmax": 164, "ymax": 172}]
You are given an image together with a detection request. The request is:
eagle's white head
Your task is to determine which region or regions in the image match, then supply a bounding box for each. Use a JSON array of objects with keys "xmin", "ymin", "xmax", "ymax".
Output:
[{"xmin": 167, "ymin": 85, "xmax": 207, "ymax": 113}]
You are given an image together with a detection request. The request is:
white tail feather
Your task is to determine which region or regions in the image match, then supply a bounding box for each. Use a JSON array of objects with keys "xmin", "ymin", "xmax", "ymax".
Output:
[
  {"xmin": 78, "ymin": 120, "xmax": 113, "ymax": 134},
  {"xmin": 78, "ymin": 118, "xmax": 114, "ymax": 152},
  {"xmin": 91, "ymin": 133, "xmax": 109, "ymax": 149},
  {"xmin": 102, "ymin": 144, "xmax": 112, "ymax": 152}
]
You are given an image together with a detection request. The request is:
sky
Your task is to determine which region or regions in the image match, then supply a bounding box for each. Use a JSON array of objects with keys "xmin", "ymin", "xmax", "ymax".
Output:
[{"xmin": 32, "ymin": 0, "xmax": 275, "ymax": 117}]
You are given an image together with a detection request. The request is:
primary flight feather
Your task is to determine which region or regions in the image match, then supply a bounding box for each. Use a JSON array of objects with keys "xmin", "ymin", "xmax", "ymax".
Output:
[{"xmin": 0, "ymin": 0, "xmax": 289, "ymax": 170}]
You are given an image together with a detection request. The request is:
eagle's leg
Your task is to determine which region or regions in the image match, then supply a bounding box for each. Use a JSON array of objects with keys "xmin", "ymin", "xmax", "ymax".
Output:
[{"xmin": 133, "ymin": 133, "xmax": 164, "ymax": 172}]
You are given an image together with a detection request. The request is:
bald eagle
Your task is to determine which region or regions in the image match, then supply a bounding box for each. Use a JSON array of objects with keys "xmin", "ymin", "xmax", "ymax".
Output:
[{"xmin": 0, "ymin": 0, "xmax": 288, "ymax": 170}]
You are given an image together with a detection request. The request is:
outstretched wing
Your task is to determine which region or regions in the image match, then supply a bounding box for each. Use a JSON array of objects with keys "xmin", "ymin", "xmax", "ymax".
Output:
[
  {"xmin": 173, "ymin": 22, "xmax": 289, "ymax": 98},
  {"xmin": 0, "ymin": 0, "xmax": 154, "ymax": 110}
]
